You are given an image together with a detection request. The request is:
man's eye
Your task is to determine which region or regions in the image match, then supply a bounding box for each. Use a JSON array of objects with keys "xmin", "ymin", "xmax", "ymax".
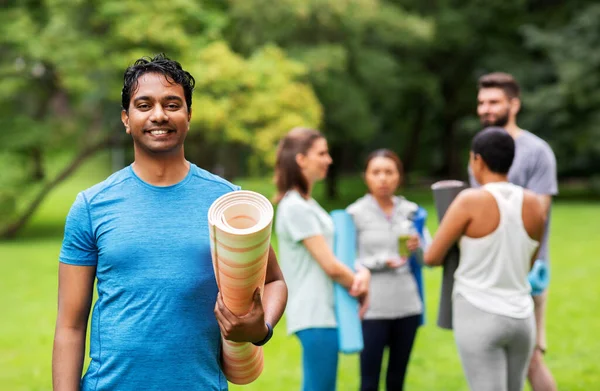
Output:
[
  {"xmin": 167, "ymin": 104, "xmax": 180, "ymax": 110},
  {"xmin": 138, "ymin": 104, "xmax": 150, "ymax": 109}
]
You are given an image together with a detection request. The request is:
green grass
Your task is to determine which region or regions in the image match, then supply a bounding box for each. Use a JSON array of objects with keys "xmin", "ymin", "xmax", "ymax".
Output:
[{"xmin": 1, "ymin": 154, "xmax": 599, "ymax": 390}]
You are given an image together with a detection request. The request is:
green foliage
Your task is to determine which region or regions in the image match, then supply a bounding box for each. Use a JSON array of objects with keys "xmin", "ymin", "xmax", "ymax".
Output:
[
  {"xmin": 0, "ymin": 0, "xmax": 321, "ymax": 235},
  {"xmin": 522, "ymin": 4, "xmax": 600, "ymax": 176},
  {"xmin": 227, "ymin": 0, "xmax": 435, "ymax": 147},
  {"xmin": 2, "ymin": 0, "xmax": 600, "ymax": 236},
  {"xmin": 189, "ymin": 42, "xmax": 322, "ymax": 168}
]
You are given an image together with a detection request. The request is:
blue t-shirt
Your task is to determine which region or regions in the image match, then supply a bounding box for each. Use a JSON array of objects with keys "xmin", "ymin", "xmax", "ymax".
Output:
[{"xmin": 59, "ymin": 163, "xmax": 239, "ymax": 391}]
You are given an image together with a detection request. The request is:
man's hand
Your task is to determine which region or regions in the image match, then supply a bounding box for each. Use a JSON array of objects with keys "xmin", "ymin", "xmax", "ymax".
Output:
[
  {"xmin": 214, "ymin": 288, "xmax": 269, "ymax": 343},
  {"xmin": 349, "ymin": 267, "xmax": 370, "ymax": 298}
]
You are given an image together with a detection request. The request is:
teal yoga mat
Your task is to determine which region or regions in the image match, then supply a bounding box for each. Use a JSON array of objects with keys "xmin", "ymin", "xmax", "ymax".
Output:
[
  {"xmin": 330, "ymin": 208, "xmax": 428, "ymax": 352},
  {"xmin": 330, "ymin": 210, "xmax": 363, "ymax": 354}
]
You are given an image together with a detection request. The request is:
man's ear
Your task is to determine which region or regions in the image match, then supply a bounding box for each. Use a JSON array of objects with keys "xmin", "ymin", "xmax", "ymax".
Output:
[
  {"xmin": 121, "ymin": 110, "xmax": 130, "ymax": 134},
  {"xmin": 510, "ymin": 97, "xmax": 521, "ymax": 116}
]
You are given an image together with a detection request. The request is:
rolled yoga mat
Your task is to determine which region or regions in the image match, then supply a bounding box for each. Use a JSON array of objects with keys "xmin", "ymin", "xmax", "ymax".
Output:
[
  {"xmin": 330, "ymin": 210, "xmax": 364, "ymax": 354},
  {"xmin": 409, "ymin": 207, "xmax": 427, "ymax": 326},
  {"xmin": 208, "ymin": 190, "xmax": 274, "ymax": 384},
  {"xmin": 529, "ymin": 259, "xmax": 550, "ymax": 296},
  {"xmin": 431, "ymin": 180, "xmax": 467, "ymax": 330}
]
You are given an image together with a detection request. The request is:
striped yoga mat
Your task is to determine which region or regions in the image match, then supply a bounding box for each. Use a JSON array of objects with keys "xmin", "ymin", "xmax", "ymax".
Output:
[{"xmin": 208, "ymin": 190, "xmax": 274, "ymax": 385}]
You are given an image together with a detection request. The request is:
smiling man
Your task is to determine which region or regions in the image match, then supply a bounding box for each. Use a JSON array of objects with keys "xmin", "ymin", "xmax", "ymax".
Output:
[
  {"xmin": 52, "ymin": 54, "xmax": 287, "ymax": 391},
  {"xmin": 471, "ymin": 72, "xmax": 558, "ymax": 391}
]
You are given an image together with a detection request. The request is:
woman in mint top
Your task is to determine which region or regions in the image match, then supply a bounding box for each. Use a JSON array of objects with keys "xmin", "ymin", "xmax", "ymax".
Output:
[
  {"xmin": 347, "ymin": 149, "xmax": 428, "ymax": 391},
  {"xmin": 274, "ymin": 127, "xmax": 371, "ymax": 391}
]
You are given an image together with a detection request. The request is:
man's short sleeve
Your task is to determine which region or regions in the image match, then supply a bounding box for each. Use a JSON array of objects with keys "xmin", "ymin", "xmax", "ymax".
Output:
[
  {"xmin": 528, "ymin": 146, "xmax": 558, "ymax": 196},
  {"xmin": 59, "ymin": 192, "xmax": 98, "ymax": 266},
  {"xmin": 280, "ymin": 199, "xmax": 323, "ymax": 243}
]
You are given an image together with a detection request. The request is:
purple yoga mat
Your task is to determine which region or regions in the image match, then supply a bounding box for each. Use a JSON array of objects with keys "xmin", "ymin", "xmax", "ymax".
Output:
[{"xmin": 431, "ymin": 180, "xmax": 467, "ymax": 330}]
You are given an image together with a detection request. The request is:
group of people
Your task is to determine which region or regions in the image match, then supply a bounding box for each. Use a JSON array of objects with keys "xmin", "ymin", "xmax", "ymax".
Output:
[{"xmin": 52, "ymin": 54, "xmax": 558, "ymax": 391}]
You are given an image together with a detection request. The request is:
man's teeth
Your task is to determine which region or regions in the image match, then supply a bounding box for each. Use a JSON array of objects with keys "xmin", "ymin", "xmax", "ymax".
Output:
[{"xmin": 150, "ymin": 130, "xmax": 169, "ymax": 135}]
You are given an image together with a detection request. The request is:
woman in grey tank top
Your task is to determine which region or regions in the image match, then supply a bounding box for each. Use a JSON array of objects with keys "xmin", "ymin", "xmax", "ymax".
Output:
[
  {"xmin": 424, "ymin": 127, "xmax": 546, "ymax": 391},
  {"xmin": 347, "ymin": 149, "xmax": 428, "ymax": 391}
]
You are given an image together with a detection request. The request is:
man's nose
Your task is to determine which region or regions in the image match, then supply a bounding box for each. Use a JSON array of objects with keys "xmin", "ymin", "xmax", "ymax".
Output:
[{"xmin": 150, "ymin": 105, "xmax": 168, "ymax": 123}]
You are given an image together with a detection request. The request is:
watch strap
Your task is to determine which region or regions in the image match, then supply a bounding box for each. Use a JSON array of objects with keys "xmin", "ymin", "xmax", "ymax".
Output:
[{"xmin": 252, "ymin": 322, "xmax": 273, "ymax": 346}]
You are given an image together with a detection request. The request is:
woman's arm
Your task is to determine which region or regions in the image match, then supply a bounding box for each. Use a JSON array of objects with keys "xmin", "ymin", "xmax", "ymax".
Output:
[
  {"xmin": 424, "ymin": 192, "xmax": 473, "ymax": 266},
  {"xmin": 303, "ymin": 235, "xmax": 369, "ymax": 296}
]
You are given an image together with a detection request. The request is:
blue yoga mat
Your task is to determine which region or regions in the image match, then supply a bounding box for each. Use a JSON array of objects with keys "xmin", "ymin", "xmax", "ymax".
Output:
[
  {"xmin": 330, "ymin": 210, "xmax": 363, "ymax": 354},
  {"xmin": 409, "ymin": 207, "xmax": 427, "ymax": 326}
]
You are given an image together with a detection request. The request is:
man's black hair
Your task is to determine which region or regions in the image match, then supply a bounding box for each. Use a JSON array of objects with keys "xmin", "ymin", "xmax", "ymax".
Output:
[
  {"xmin": 121, "ymin": 53, "xmax": 195, "ymax": 111},
  {"xmin": 471, "ymin": 127, "xmax": 515, "ymax": 174}
]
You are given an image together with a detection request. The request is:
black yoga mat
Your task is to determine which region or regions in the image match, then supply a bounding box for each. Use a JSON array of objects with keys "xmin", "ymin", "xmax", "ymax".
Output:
[{"xmin": 431, "ymin": 180, "xmax": 467, "ymax": 330}]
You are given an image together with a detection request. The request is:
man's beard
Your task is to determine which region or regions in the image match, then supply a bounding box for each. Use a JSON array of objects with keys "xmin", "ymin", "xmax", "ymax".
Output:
[{"xmin": 480, "ymin": 112, "xmax": 509, "ymax": 127}]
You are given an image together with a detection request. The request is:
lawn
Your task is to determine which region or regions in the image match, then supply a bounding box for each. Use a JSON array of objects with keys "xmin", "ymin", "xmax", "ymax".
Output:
[{"xmin": 1, "ymin": 153, "xmax": 599, "ymax": 390}]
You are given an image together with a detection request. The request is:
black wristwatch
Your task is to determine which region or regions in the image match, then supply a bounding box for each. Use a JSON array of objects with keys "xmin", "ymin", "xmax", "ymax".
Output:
[{"xmin": 252, "ymin": 322, "xmax": 273, "ymax": 346}]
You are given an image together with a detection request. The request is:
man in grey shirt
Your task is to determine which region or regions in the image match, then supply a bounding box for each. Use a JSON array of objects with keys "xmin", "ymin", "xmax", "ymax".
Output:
[{"xmin": 471, "ymin": 72, "xmax": 558, "ymax": 391}]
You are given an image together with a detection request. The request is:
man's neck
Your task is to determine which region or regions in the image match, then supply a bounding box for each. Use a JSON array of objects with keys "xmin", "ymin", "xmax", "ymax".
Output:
[
  {"xmin": 132, "ymin": 151, "xmax": 190, "ymax": 187},
  {"xmin": 504, "ymin": 121, "xmax": 523, "ymax": 139}
]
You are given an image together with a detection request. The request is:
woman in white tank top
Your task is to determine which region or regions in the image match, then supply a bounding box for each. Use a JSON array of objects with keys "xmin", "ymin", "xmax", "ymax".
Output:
[{"xmin": 424, "ymin": 127, "xmax": 546, "ymax": 391}]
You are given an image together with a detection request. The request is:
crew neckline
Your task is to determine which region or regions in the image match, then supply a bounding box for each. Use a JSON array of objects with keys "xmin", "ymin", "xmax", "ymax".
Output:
[{"xmin": 128, "ymin": 162, "xmax": 194, "ymax": 191}]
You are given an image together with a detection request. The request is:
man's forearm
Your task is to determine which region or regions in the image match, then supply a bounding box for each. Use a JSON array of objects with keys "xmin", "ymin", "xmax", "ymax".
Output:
[
  {"xmin": 52, "ymin": 326, "xmax": 87, "ymax": 391},
  {"xmin": 537, "ymin": 195, "xmax": 552, "ymax": 218},
  {"xmin": 262, "ymin": 280, "xmax": 287, "ymax": 328}
]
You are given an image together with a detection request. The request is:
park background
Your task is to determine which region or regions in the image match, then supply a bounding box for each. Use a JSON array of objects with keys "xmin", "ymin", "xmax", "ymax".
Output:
[{"xmin": 1, "ymin": 1, "xmax": 599, "ymax": 390}]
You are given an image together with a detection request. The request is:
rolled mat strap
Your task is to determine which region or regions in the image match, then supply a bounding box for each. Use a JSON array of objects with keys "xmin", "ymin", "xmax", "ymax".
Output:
[
  {"xmin": 431, "ymin": 180, "xmax": 467, "ymax": 330},
  {"xmin": 330, "ymin": 210, "xmax": 363, "ymax": 354},
  {"xmin": 208, "ymin": 190, "xmax": 273, "ymax": 384}
]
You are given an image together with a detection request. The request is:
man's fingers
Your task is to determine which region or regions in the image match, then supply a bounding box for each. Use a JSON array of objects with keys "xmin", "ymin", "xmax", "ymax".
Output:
[
  {"xmin": 215, "ymin": 292, "xmax": 238, "ymax": 323},
  {"xmin": 215, "ymin": 314, "xmax": 229, "ymax": 336}
]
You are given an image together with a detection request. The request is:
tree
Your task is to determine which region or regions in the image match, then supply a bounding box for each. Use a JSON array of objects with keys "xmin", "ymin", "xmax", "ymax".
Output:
[
  {"xmin": 0, "ymin": 0, "xmax": 321, "ymax": 238},
  {"xmin": 521, "ymin": 3, "xmax": 600, "ymax": 177},
  {"xmin": 225, "ymin": 0, "xmax": 434, "ymax": 194}
]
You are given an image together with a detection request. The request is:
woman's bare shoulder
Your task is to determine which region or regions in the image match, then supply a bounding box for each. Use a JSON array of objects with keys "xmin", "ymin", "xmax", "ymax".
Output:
[{"xmin": 455, "ymin": 187, "xmax": 492, "ymax": 204}]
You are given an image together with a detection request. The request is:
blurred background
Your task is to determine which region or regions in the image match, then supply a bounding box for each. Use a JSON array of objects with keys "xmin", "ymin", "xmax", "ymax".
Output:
[{"xmin": 1, "ymin": 1, "xmax": 599, "ymax": 390}]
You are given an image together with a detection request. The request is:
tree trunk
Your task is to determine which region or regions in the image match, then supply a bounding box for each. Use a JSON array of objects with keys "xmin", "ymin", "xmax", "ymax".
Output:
[
  {"xmin": 442, "ymin": 119, "xmax": 461, "ymax": 179},
  {"xmin": 402, "ymin": 102, "xmax": 425, "ymax": 178},
  {"xmin": 0, "ymin": 137, "xmax": 117, "ymax": 239},
  {"xmin": 31, "ymin": 147, "xmax": 45, "ymax": 180}
]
